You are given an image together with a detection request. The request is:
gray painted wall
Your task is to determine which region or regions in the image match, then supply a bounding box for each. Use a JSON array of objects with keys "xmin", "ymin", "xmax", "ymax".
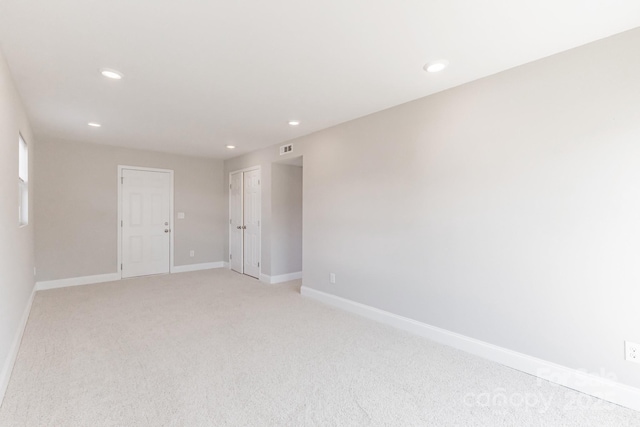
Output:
[
  {"xmin": 271, "ymin": 163, "xmax": 303, "ymax": 276},
  {"xmin": 0, "ymin": 49, "xmax": 36, "ymax": 396},
  {"xmin": 225, "ymin": 28, "xmax": 640, "ymax": 389},
  {"xmin": 35, "ymin": 138, "xmax": 226, "ymax": 281}
]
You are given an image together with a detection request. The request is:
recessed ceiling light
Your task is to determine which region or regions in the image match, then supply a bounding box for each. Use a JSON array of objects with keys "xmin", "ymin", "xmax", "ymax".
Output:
[
  {"xmin": 100, "ymin": 69, "xmax": 123, "ymax": 80},
  {"xmin": 226, "ymin": 145, "xmax": 236, "ymax": 149},
  {"xmin": 88, "ymin": 122, "xmax": 101, "ymax": 127},
  {"xmin": 288, "ymin": 120, "xmax": 300, "ymax": 126},
  {"xmin": 424, "ymin": 60, "xmax": 449, "ymax": 73}
]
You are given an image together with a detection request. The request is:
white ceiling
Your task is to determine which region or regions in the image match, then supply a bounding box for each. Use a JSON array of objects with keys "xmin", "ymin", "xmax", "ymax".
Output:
[{"xmin": 1, "ymin": 1, "xmax": 639, "ymax": 159}]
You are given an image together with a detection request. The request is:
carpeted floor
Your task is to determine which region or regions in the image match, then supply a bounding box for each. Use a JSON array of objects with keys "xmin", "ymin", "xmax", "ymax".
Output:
[{"xmin": 0, "ymin": 268, "xmax": 638, "ymax": 426}]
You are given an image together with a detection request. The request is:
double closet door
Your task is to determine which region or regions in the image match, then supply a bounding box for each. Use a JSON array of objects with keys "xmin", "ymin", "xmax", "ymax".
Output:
[{"xmin": 229, "ymin": 168, "xmax": 261, "ymax": 278}]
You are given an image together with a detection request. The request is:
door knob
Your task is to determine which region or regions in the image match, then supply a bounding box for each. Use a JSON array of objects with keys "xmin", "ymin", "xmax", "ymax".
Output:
[
  {"xmin": 237, "ymin": 226, "xmax": 241, "ymax": 229},
  {"xmin": 164, "ymin": 229, "xmax": 169, "ymax": 233},
  {"xmin": 242, "ymin": 225, "xmax": 247, "ymax": 229}
]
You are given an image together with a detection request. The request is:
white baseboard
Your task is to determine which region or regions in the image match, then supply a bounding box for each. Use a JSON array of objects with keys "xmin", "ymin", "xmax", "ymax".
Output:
[
  {"xmin": 0, "ymin": 284, "xmax": 36, "ymax": 406},
  {"xmin": 300, "ymin": 286, "xmax": 640, "ymax": 413},
  {"xmin": 272, "ymin": 271, "xmax": 303, "ymax": 284},
  {"xmin": 172, "ymin": 261, "xmax": 225, "ymax": 273},
  {"xmin": 37, "ymin": 263, "xmax": 226, "ymax": 290},
  {"xmin": 36, "ymin": 273, "xmax": 120, "ymax": 291},
  {"xmin": 260, "ymin": 271, "xmax": 302, "ymax": 284},
  {"xmin": 223, "ymin": 262, "xmax": 229, "ymax": 269}
]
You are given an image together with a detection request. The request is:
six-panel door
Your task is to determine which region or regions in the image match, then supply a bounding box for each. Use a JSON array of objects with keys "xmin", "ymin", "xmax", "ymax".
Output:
[{"xmin": 121, "ymin": 169, "xmax": 171, "ymax": 278}]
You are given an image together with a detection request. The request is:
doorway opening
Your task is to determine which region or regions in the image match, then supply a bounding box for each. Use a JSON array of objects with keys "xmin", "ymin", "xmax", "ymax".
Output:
[{"xmin": 270, "ymin": 155, "xmax": 303, "ymax": 283}]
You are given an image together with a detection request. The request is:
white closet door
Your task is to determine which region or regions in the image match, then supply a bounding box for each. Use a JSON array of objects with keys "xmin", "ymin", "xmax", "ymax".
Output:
[
  {"xmin": 243, "ymin": 169, "xmax": 261, "ymax": 279},
  {"xmin": 121, "ymin": 169, "xmax": 171, "ymax": 278},
  {"xmin": 229, "ymin": 172, "xmax": 244, "ymax": 273}
]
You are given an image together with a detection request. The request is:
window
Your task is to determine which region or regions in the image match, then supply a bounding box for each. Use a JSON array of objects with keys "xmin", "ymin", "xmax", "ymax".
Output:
[{"xmin": 18, "ymin": 134, "xmax": 28, "ymax": 226}]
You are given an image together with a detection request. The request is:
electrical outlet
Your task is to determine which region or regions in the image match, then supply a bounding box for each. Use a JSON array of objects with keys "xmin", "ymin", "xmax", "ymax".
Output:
[
  {"xmin": 330, "ymin": 273, "xmax": 336, "ymax": 284},
  {"xmin": 625, "ymin": 341, "xmax": 640, "ymax": 364},
  {"xmin": 189, "ymin": 250, "xmax": 195, "ymax": 257}
]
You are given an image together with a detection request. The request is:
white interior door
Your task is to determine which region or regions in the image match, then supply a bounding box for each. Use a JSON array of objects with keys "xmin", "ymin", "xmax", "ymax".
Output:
[
  {"xmin": 229, "ymin": 172, "xmax": 243, "ymax": 273},
  {"xmin": 228, "ymin": 168, "xmax": 261, "ymax": 278},
  {"xmin": 121, "ymin": 169, "xmax": 171, "ymax": 278},
  {"xmin": 243, "ymin": 169, "xmax": 261, "ymax": 279}
]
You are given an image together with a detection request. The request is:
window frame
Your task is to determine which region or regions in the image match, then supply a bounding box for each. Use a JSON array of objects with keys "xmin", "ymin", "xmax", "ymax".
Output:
[{"xmin": 18, "ymin": 133, "xmax": 28, "ymax": 227}]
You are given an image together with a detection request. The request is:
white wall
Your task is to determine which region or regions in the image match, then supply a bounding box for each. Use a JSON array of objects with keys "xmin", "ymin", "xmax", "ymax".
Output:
[
  {"xmin": 35, "ymin": 138, "xmax": 226, "ymax": 281},
  {"xmin": 0, "ymin": 49, "xmax": 36, "ymax": 402},
  {"xmin": 271, "ymin": 163, "xmax": 303, "ymax": 276},
  {"xmin": 225, "ymin": 27, "xmax": 640, "ymax": 389}
]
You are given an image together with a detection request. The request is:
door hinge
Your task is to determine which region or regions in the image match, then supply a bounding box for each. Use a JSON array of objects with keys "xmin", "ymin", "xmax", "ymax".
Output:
[
  {"xmin": 121, "ymin": 220, "xmax": 123, "ymax": 227},
  {"xmin": 230, "ymin": 254, "xmax": 232, "ymax": 260},
  {"xmin": 258, "ymin": 262, "xmax": 260, "ymax": 267},
  {"xmin": 230, "ymin": 184, "xmax": 232, "ymax": 190},
  {"xmin": 258, "ymin": 179, "xmax": 261, "ymax": 185},
  {"xmin": 229, "ymin": 219, "xmax": 232, "ymax": 225},
  {"xmin": 121, "ymin": 263, "xmax": 123, "ymax": 270},
  {"xmin": 121, "ymin": 177, "xmax": 124, "ymax": 184}
]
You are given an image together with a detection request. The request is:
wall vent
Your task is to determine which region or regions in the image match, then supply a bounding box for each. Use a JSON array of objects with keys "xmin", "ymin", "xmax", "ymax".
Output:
[{"xmin": 280, "ymin": 144, "xmax": 293, "ymax": 155}]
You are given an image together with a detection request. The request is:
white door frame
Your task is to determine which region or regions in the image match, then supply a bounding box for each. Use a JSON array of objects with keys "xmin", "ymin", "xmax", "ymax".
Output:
[
  {"xmin": 228, "ymin": 165, "xmax": 261, "ymax": 277},
  {"xmin": 117, "ymin": 165, "xmax": 175, "ymax": 279}
]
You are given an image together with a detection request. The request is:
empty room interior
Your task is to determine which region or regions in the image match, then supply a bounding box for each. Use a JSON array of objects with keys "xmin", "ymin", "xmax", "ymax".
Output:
[{"xmin": 1, "ymin": 1, "xmax": 640, "ymax": 425}]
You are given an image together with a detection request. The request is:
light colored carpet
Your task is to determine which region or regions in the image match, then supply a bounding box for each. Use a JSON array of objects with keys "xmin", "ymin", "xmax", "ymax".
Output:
[{"xmin": 0, "ymin": 269, "xmax": 638, "ymax": 426}]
